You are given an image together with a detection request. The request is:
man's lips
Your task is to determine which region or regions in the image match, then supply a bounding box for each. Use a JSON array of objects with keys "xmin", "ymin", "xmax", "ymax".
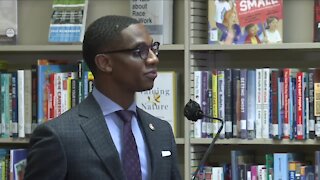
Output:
[{"xmin": 144, "ymin": 70, "xmax": 157, "ymax": 79}]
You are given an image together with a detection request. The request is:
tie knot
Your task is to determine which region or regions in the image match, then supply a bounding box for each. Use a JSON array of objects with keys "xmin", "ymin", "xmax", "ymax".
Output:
[{"xmin": 116, "ymin": 110, "xmax": 133, "ymax": 123}]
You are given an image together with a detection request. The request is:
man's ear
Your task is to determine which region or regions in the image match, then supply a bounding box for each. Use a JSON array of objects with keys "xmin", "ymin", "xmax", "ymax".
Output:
[{"xmin": 95, "ymin": 54, "xmax": 112, "ymax": 73}]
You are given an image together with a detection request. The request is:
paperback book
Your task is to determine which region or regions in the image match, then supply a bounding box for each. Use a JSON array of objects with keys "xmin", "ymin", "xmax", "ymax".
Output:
[
  {"xmin": 208, "ymin": 0, "xmax": 283, "ymax": 45},
  {"xmin": 0, "ymin": 0, "xmax": 17, "ymax": 44},
  {"xmin": 48, "ymin": 0, "xmax": 88, "ymax": 43},
  {"xmin": 130, "ymin": 0, "xmax": 173, "ymax": 44},
  {"xmin": 135, "ymin": 71, "xmax": 178, "ymax": 136}
]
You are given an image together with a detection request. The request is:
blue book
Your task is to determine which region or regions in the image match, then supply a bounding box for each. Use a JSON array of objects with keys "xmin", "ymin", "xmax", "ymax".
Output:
[
  {"xmin": 274, "ymin": 153, "xmax": 303, "ymax": 180},
  {"xmin": 10, "ymin": 149, "xmax": 27, "ymax": 180}
]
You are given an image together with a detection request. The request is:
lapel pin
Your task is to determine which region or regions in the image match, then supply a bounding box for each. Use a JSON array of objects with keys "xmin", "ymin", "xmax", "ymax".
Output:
[{"xmin": 149, "ymin": 123, "xmax": 155, "ymax": 131}]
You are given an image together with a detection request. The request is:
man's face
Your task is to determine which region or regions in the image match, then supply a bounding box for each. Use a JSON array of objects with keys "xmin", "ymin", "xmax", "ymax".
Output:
[{"xmin": 107, "ymin": 23, "xmax": 159, "ymax": 93}]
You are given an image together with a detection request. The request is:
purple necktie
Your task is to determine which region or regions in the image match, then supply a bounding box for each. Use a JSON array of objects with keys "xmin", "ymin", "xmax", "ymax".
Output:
[{"xmin": 116, "ymin": 110, "xmax": 142, "ymax": 180}]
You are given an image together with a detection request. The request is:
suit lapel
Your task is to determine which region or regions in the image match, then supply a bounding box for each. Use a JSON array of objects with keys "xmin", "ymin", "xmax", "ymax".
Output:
[
  {"xmin": 78, "ymin": 94, "xmax": 124, "ymax": 180},
  {"xmin": 137, "ymin": 108, "xmax": 160, "ymax": 179}
]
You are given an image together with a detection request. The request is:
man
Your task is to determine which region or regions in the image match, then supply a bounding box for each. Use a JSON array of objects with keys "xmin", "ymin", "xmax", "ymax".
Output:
[{"xmin": 24, "ymin": 15, "xmax": 182, "ymax": 180}]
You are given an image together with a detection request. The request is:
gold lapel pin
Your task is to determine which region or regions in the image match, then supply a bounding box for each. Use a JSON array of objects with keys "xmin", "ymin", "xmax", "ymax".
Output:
[{"xmin": 149, "ymin": 123, "xmax": 155, "ymax": 131}]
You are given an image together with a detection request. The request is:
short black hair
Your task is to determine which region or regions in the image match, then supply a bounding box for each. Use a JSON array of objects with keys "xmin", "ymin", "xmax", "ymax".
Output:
[{"xmin": 82, "ymin": 15, "xmax": 139, "ymax": 75}]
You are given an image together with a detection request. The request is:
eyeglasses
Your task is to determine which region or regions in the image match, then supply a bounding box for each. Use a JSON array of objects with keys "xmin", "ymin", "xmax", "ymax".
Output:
[{"xmin": 98, "ymin": 41, "xmax": 160, "ymax": 61}]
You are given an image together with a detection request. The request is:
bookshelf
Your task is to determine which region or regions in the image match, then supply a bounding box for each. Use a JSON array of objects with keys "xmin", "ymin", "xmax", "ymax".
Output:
[
  {"xmin": 185, "ymin": 0, "xmax": 320, "ymax": 179},
  {"xmin": 2, "ymin": 0, "xmax": 320, "ymax": 179}
]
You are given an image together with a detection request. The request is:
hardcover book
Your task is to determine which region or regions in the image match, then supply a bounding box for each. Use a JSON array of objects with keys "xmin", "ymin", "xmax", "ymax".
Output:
[
  {"xmin": 48, "ymin": 0, "xmax": 88, "ymax": 43},
  {"xmin": 0, "ymin": 0, "xmax": 17, "ymax": 44},
  {"xmin": 208, "ymin": 0, "xmax": 283, "ymax": 44},
  {"xmin": 130, "ymin": 0, "xmax": 173, "ymax": 44},
  {"xmin": 135, "ymin": 71, "xmax": 178, "ymax": 137}
]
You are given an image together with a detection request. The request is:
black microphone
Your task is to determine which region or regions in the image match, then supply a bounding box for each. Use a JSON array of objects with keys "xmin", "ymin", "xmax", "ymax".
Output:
[{"xmin": 184, "ymin": 99, "xmax": 224, "ymax": 180}]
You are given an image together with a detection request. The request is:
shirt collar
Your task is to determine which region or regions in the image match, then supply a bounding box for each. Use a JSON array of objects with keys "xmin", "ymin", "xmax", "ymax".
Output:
[{"xmin": 92, "ymin": 87, "xmax": 137, "ymax": 116}]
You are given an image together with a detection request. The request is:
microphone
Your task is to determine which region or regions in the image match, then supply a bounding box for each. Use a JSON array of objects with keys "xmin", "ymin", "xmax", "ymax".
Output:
[{"xmin": 184, "ymin": 99, "xmax": 224, "ymax": 180}]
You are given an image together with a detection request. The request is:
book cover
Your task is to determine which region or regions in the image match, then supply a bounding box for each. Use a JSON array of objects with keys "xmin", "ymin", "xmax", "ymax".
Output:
[
  {"xmin": 135, "ymin": 71, "xmax": 178, "ymax": 137},
  {"xmin": 208, "ymin": 0, "xmax": 283, "ymax": 44},
  {"xmin": 130, "ymin": 0, "xmax": 173, "ymax": 44},
  {"xmin": 48, "ymin": 0, "xmax": 88, "ymax": 43},
  {"xmin": 10, "ymin": 149, "xmax": 27, "ymax": 180},
  {"xmin": 0, "ymin": 0, "xmax": 17, "ymax": 44}
]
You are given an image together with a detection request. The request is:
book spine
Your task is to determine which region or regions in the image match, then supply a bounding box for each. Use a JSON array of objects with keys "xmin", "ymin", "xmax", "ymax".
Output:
[
  {"xmin": 17, "ymin": 70, "xmax": 25, "ymax": 138},
  {"xmin": 218, "ymin": 70, "xmax": 225, "ymax": 138},
  {"xmin": 240, "ymin": 69, "xmax": 247, "ymax": 139},
  {"xmin": 283, "ymin": 68, "xmax": 290, "ymax": 139},
  {"xmin": 247, "ymin": 69, "xmax": 256, "ymax": 140},
  {"xmin": 308, "ymin": 69, "xmax": 315, "ymax": 139},
  {"xmin": 193, "ymin": 71, "xmax": 202, "ymax": 138},
  {"xmin": 296, "ymin": 72, "xmax": 304, "ymax": 140},
  {"xmin": 262, "ymin": 68, "xmax": 270, "ymax": 138},
  {"xmin": 232, "ymin": 69, "xmax": 240, "ymax": 138},
  {"xmin": 11, "ymin": 72, "xmax": 18, "ymax": 138},
  {"xmin": 207, "ymin": 73, "xmax": 213, "ymax": 138},
  {"xmin": 201, "ymin": 71, "xmax": 208, "ymax": 138},
  {"xmin": 24, "ymin": 70, "xmax": 32, "ymax": 136},
  {"xmin": 212, "ymin": 69, "xmax": 219, "ymax": 137},
  {"xmin": 271, "ymin": 70, "xmax": 279, "ymax": 139},
  {"xmin": 31, "ymin": 67, "xmax": 37, "ymax": 132},
  {"xmin": 255, "ymin": 69, "xmax": 263, "ymax": 139},
  {"xmin": 278, "ymin": 74, "xmax": 284, "ymax": 139},
  {"xmin": 224, "ymin": 68, "xmax": 233, "ymax": 138}
]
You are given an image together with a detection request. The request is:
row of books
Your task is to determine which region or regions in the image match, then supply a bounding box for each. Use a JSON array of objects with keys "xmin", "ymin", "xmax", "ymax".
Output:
[
  {"xmin": 208, "ymin": 0, "xmax": 320, "ymax": 44},
  {"xmin": 191, "ymin": 149, "xmax": 320, "ymax": 180},
  {"xmin": 0, "ymin": 59, "xmax": 179, "ymax": 138},
  {"xmin": 192, "ymin": 68, "xmax": 320, "ymax": 140},
  {"xmin": 0, "ymin": 0, "xmax": 173, "ymax": 44}
]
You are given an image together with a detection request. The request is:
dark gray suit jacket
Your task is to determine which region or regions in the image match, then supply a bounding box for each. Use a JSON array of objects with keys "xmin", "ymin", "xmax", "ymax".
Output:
[{"xmin": 24, "ymin": 94, "xmax": 182, "ymax": 180}]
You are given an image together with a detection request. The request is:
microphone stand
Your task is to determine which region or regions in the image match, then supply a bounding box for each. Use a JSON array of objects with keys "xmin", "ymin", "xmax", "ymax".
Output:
[{"xmin": 191, "ymin": 115, "xmax": 224, "ymax": 180}]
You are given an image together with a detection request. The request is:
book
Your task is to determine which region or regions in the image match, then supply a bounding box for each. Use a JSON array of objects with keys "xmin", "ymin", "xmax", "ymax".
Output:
[
  {"xmin": 48, "ymin": 0, "xmax": 89, "ymax": 43},
  {"xmin": 314, "ymin": 0, "xmax": 320, "ymax": 42},
  {"xmin": 10, "ymin": 149, "xmax": 27, "ymax": 180},
  {"xmin": 130, "ymin": 0, "xmax": 173, "ymax": 44},
  {"xmin": 0, "ymin": 0, "xmax": 17, "ymax": 44},
  {"xmin": 135, "ymin": 71, "xmax": 178, "ymax": 137},
  {"xmin": 208, "ymin": 0, "xmax": 283, "ymax": 44}
]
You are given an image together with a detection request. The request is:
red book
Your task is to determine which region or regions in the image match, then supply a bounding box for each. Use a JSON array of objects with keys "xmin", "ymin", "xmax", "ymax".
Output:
[
  {"xmin": 296, "ymin": 72, "xmax": 304, "ymax": 140},
  {"xmin": 283, "ymin": 68, "xmax": 290, "ymax": 139}
]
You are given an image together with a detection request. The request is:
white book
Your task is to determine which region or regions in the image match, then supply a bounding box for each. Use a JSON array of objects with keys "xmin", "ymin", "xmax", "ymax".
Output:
[
  {"xmin": 130, "ymin": 0, "xmax": 173, "ymax": 44},
  {"xmin": 17, "ymin": 70, "xmax": 32, "ymax": 138},
  {"xmin": 193, "ymin": 71, "xmax": 202, "ymax": 138},
  {"xmin": 255, "ymin": 69, "xmax": 263, "ymax": 139},
  {"xmin": 0, "ymin": 0, "xmax": 17, "ymax": 44},
  {"xmin": 262, "ymin": 68, "xmax": 270, "ymax": 139},
  {"xmin": 135, "ymin": 71, "xmax": 178, "ymax": 137},
  {"xmin": 211, "ymin": 167, "xmax": 224, "ymax": 180},
  {"xmin": 17, "ymin": 70, "xmax": 25, "ymax": 138}
]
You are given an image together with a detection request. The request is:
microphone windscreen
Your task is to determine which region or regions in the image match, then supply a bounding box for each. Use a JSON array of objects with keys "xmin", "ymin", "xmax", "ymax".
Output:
[{"xmin": 184, "ymin": 99, "xmax": 203, "ymax": 122}]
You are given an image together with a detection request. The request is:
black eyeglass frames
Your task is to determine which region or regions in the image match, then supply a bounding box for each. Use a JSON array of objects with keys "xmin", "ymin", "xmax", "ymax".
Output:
[{"xmin": 98, "ymin": 41, "xmax": 160, "ymax": 61}]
